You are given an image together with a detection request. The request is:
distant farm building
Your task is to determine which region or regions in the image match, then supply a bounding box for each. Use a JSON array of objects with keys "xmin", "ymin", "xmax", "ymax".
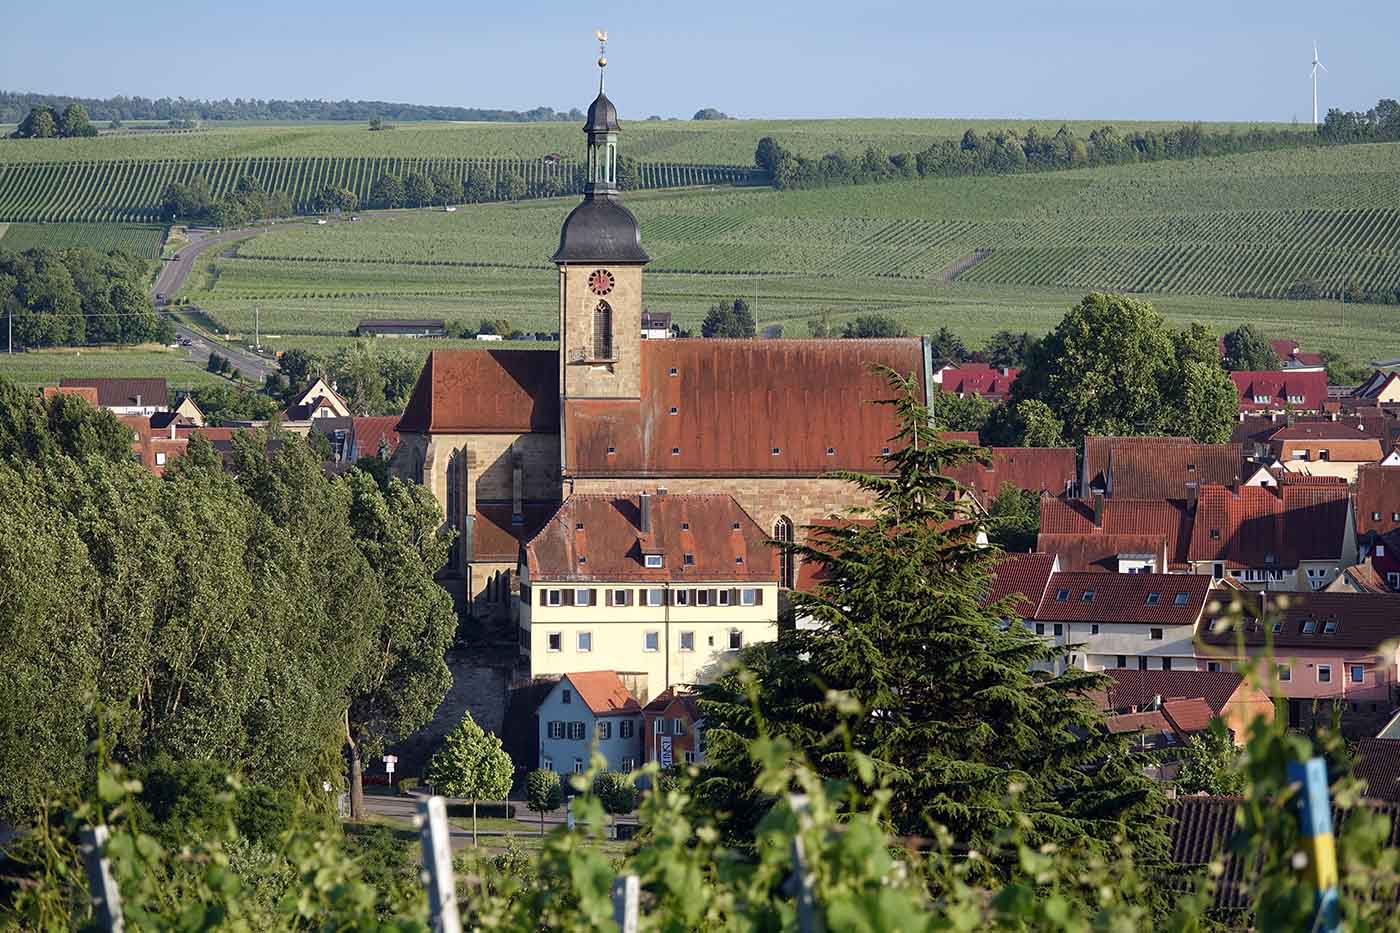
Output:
[{"xmin": 356, "ymin": 319, "xmax": 447, "ymax": 338}]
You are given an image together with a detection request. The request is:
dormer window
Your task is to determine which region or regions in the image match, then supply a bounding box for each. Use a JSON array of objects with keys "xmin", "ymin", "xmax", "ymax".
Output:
[
  {"xmin": 576, "ymin": 522, "xmax": 585, "ymax": 530},
  {"xmin": 772, "ymin": 447, "xmax": 781, "ymax": 456},
  {"xmin": 827, "ymin": 447, "xmax": 836, "ymax": 455},
  {"xmin": 1302, "ymin": 620, "xmax": 1317, "ymax": 634},
  {"xmin": 1255, "ymin": 394, "xmax": 1271, "ymax": 403},
  {"xmin": 1081, "ymin": 590, "xmax": 1095, "ymax": 603},
  {"xmin": 1323, "ymin": 621, "xmax": 1337, "ymax": 634},
  {"xmin": 731, "ymin": 522, "xmax": 741, "ymax": 530},
  {"xmin": 882, "ymin": 447, "xmax": 892, "ymax": 455},
  {"xmin": 669, "ymin": 367, "xmax": 678, "ymax": 376},
  {"xmin": 735, "ymin": 556, "xmax": 744, "ymax": 564},
  {"xmin": 683, "ymin": 554, "xmax": 695, "ymax": 565},
  {"xmin": 1173, "ymin": 592, "xmax": 1189, "ymax": 606},
  {"xmin": 607, "ymin": 446, "xmax": 616, "ymax": 455},
  {"xmin": 578, "ymin": 556, "xmax": 587, "ymax": 565},
  {"xmin": 1272, "ymin": 621, "xmax": 1283, "ymax": 633},
  {"xmin": 1146, "ymin": 592, "xmax": 1160, "ymax": 605},
  {"xmin": 669, "ymin": 407, "xmax": 678, "ymax": 415},
  {"xmin": 1055, "ymin": 588, "xmax": 1070, "ymax": 602},
  {"xmin": 681, "ymin": 521, "xmax": 690, "ymax": 530},
  {"xmin": 644, "ymin": 554, "xmax": 663, "ymax": 569},
  {"xmin": 671, "ymin": 447, "xmax": 680, "ymax": 456}
]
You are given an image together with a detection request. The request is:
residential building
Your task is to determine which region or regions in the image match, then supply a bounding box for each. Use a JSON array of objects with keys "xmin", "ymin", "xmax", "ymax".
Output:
[
  {"xmin": 119, "ymin": 414, "xmax": 188, "ymax": 476},
  {"xmin": 640, "ymin": 310, "xmax": 671, "ymax": 339},
  {"xmin": 519, "ymin": 493, "xmax": 779, "ymax": 692},
  {"xmin": 1187, "ymin": 484, "xmax": 1356, "ymax": 591},
  {"xmin": 349, "ymin": 416, "xmax": 402, "ymax": 462},
  {"xmin": 356, "ymin": 319, "xmax": 447, "ymax": 338},
  {"xmin": 946, "ymin": 447, "xmax": 1076, "ymax": 510},
  {"xmin": 173, "ymin": 395, "xmax": 206, "ymax": 427},
  {"xmin": 60, "ymin": 378, "xmax": 168, "ymax": 416},
  {"xmin": 1352, "ymin": 370, "xmax": 1400, "ymax": 403},
  {"xmin": 1027, "ymin": 571, "xmax": 1214, "ymax": 672},
  {"xmin": 641, "ymin": 688, "xmax": 703, "ymax": 768},
  {"xmin": 1095, "ymin": 669, "xmax": 1275, "ymax": 743},
  {"xmin": 984, "ymin": 552, "xmax": 1058, "ymax": 621},
  {"xmin": 1229, "ymin": 370, "xmax": 1328, "ymax": 413},
  {"xmin": 1357, "ymin": 464, "xmax": 1400, "ymax": 538},
  {"xmin": 1264, "ymin": 422, "xmax": 1383, "ymax": 482},
  {"xmin": 1038, "ymin": 496, "xmax": 1193, "ymax": 572},
  {"xmin": 281, "ymin": 377, "xmax": 352, "ymax": 430},
  {"xmin": 1198, "ymin": 591, "xmax": 1400, "ymax": 733},
  {"xmin": 536, "ymin": 671, "xmax": 643, "ymax": 774},
  {"xmin": 1080, "ymin": 437, "xmax": 1242, "ymax": 499},
  {"xmin": 933, "ymin": 363, "xmax": 1019, "ymax": 401},
  {"xmin": 1355, "ymin": 738, "xmax": 1400, "ymax": 803}
]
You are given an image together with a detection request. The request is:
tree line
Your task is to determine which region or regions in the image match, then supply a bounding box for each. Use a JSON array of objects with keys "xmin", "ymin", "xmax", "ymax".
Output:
[
  {"xmin": 753, "ymin": 99, "xmax": 1400, "ymax": 189},
  {"xmin": 8, "ymin": 103, "xmax": 97, "ymax": 138},
  {"xmin": 0, "ymin": 246, "xmax": 170, "ymax": 348},
  {"xmin": 159, "ymin": 173, "xmax": 296, "ymax": 226},
  {"xmin": 0, "ymin": 90, "xmax": 583, "ymax": 124},
  {"xmin": 0, "ymin": 380, "xmax": 456, "ymax": 827}
]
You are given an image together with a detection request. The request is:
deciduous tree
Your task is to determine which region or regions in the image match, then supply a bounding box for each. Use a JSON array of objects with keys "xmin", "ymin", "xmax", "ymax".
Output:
[
  {"xmin": 1220, "ymin": 324, "xmax": 1281, "ymax": 371},
  {"xmin": 424, "ymin": 713, "xmax": 513, "ymax": 845},
  {"xmin": 526, "ymin": 768, "xmax": 562, "ymax": 835}
]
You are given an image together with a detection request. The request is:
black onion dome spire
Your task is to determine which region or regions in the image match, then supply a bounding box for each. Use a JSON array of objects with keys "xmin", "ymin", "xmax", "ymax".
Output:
[{"xmin": 552, "ymin": 37, "xmax": 648, "ymax": 265}]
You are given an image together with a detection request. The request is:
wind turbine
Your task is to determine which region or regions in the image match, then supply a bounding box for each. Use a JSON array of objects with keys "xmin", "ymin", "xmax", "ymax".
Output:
[{"xmin": 1311, "ymin": 41, "xmax": 1327, "ymax": 126}]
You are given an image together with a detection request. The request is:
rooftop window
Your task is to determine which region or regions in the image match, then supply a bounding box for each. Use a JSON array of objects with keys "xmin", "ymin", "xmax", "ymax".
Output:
[
  {"xmin": 1055, "ymin": 588, "xmax": 1070, "ymax": 602},
  {"xmin": 1146, "ymin": 592, "xmax": 1160, "ymax": 605},
  {"xmin": 578, "ymin": 556, "xmax": 587, "ymax": 564},
  {"xmin": 683, "ymin": 554, "xmax": 695, "ymax": 565},
  {"xmin": 735, "ymin": 556, "xmax": 744, "ymax": 564},
  {"xmin": 644, "ymin": 554, "xmax": 663, "ymax": 569},
  {"xmin": 669, "ymin": 407, "xmax": 678, "ymax": 415},
  {"xmin": 1081, "ymin": 590, "xmax": 1095, "ymax": 603},
  {"xmin": 1323, "ymin": 621, "xmax": 1338, "ymax": 634},
  {"xmin": 732, "ymin": 522, "xmax": 741, "ymax": 530},
  {"xmin": 882, "ymin": 447, "xmax": 892, "ymax": 455},
  {"xmin": 772, "ymin": 447, "xmax": 781, "ymax": 456},
  {"xmin": 1210, "ymin": 529, "xmax": 1221, "ymax": 540},
  {"xmin": 671, "ymin": 447, "xmax": 680, "ymax": 455},
  {"xmin": 607, "ymin": 446, "xmax": 616, "ymax": 455},
  {"xmin": 669, "ymin": 367, "xmax": 678, "ymax": 376},
  {"xmin": 1302, "ymin": 621, "xmax": 1317, "ymax": 634},
  {"xmin": 680, "ymin": 522, "xmax": 690, "ymax": 530},
  {"xmin": 1173, "ymin": 592, "xmax": 1189, "ymax": 606},
  {"xmin": 827, "ymin": 447, "xmax": 836, "ymax": 455},
  {"xmin": 575, "ymin": 522, "xmax": 585, "ymax": 530},
  {"xmin": 1272, "ymin": 621, "xmax": 1283, "ymax": 633}
]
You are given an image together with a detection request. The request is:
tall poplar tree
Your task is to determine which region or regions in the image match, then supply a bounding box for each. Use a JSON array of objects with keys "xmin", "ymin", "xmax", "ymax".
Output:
[{"xmin": 695, "ymin": 370, "xmax": 1168, "ymax": 873}]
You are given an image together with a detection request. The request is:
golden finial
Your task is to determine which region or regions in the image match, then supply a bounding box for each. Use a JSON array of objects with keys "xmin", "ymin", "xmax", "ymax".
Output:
[{"xmin": 595, "ymin": 30, "xmax": 608, "ymax": 92}]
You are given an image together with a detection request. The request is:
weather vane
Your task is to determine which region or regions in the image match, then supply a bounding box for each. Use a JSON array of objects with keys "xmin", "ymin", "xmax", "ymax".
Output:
[{"xmin": 596, "ymin": 29, "xmax": 608, "ymax": 92}]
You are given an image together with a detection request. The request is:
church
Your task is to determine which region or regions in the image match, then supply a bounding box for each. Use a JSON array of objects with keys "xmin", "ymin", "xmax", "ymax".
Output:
[{"xmin": 392, "ymin": 60, "xmax": 940, "ymax": 619}]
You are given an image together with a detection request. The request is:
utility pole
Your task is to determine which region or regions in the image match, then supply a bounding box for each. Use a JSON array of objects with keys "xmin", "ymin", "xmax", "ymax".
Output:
[{"xmin": 255, "ymin": 305, "xmax": 261, "ymax": 351}]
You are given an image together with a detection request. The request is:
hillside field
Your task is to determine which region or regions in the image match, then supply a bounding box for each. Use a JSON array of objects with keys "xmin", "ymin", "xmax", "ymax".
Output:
[
  {"xmin": 167, "ymin": 139, "xmax": 1400, "ymax": 367},
  {"xmin": 0, "ymin": 345, "xmax": 227, "ymax": 390},
  {"xmin": 0, "ymin": 222, "xmax": 166, "ymax": 258}
]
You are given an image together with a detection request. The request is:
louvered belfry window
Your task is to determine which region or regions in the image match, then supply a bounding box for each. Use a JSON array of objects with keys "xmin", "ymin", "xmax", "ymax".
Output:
[{"xmin": 593, "ymin": 300, "xmax": 613, "ymax": 360}]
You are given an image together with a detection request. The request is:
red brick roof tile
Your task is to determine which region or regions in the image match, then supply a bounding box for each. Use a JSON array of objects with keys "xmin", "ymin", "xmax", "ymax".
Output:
[
  {"xmin": 525, "ymin": 494, "xmax": 776, "ymax": 583},
  {"xmin": 1356, "ymin": 738, "xmax": 1400, "ymax": 803},
  {"xmin": 1100, "ymin": 669, "xmax": 1246, "ymax": 714},
  {"xmin": 564, "ymin": 671, "xmax": 642, "ymax": 717},
  {"xmin": 564, "ymin": 338, "xmax": 925, "ymax": 476},
  {"xmin": 1230, "ymin": 370, "xmax": 1328, "ymax": 412},
  {"xmin": 61, "ymin": 377, "xmax": 167, "ymax": 409},
  {"xmin": 351, "ymin": 416, "xmax": 401, "ymax": 459},
  {"xmin": 1105, "ymin": 710, "xmax": 1173, "ymax": 735},
  {"xmin": 1082, "ymin": 436, "xmax": 1189, "ymax": 493},
  {"xmin": 474, "ymin": 504, "xmax": 558, "ymax": 563},
  {"xmin": 936, "ymin": 363, "xmax": 1019, "ymax": 400},
  {"xmin": 1162, "ymin": 697, "xmax": 1216, "ymax": 734},
  {"xmin": 1187, "ymin": 484, "xmax": 1350, "ymax": 567},
  {"xmin": 1033, "ymin": 571, "xmax": 1212, "ymax": 625},
  {"xmin": 948, "ymin": 447, "xmax": 1076, "ymax": 506},
  {"xmin": 1200, "ymin": 591, "xmax": 1400, "ymax": 650},
  {"xmin": 397, "ymin": 349, "xmax": 559, "ymax": 434},
  {"xmin": 1357, "ymin": 464, "xmax": 1400, "ymax": 536},
  {"xmin": 1039, "ymin": 498, "xmax": 1194, "ymax": 567},
  {"xmin": 1105, "ymin": 442, "xmax": 1243, "ymax": 499},
  {"xmin": 1035, "ymin": 533, "xmax": 1169, "ymax": 573},
  {"xmin": 985, "ymin": 553, "xmax": 1058, "ymax": 617}
]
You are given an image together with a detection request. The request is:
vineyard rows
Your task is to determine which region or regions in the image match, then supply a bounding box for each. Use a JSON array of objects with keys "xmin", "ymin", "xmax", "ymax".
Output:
[
  {"xmin": 0, "ymin": 222, "xmax": 166, "ymax": 258},
  {"xmin": 0, "ymin": 157, "xmax": 761, "ymax": 222}
]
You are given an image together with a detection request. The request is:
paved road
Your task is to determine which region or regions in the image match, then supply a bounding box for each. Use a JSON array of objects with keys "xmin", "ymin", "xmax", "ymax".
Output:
[{"xmin": 152, "ymin": 226, "xmax": 278, "ymax": 382}]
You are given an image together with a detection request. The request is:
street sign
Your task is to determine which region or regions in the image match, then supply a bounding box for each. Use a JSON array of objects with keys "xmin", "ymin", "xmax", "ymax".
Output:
[
  {"xmin": 384, "ymin": 754, "xmax": 398, "ymax": 775},
  {"xmin": 659, "ymin": 736, "xmax": 673, "ymax": 769}
]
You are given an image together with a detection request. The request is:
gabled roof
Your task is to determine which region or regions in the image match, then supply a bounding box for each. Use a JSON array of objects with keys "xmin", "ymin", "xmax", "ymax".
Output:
[
  {"xmin": 936, "ymin": 363, "xmax": 1019, "ymax": 399},
  {"xmin": 1353, "ymin": 370, "xmax": 1400, "ymax": 400},
  {"xmin": 475, "ymin": 504, "xmax": 557, "ymax": 563},
  {"xmin": 1161, "ymin": 697, "xmax": 1217, "ymax": 734},
  {"xmin": 60, "ymin": 377, "xmax": 167, "ymax": 409},
  {"xmin": 1032, "ymin": 571, "xmax": 1212, "ymax": 625},
  {"xmin": 1039, "ymin": 497, "xmax": 1194, "ymax": 567},
  {"xmin": 562, "ymin": 671, "xmax": 642, "ymax": 717},
  {"xmin": 1187, "ymin": 484, "xmax": 1350, "ymax": 567},
  {"xmin": 1082, "ymin": 436, "xmax": 1189, "ymax": 493},
  {"xmin": 1035, "ymin": 533, "xmax": 1168, "ymax": 573},
  {"xmin": 1266, "ymin": 421, "xmax": 1374, "ymax": 441},
  {"xmin": 43, "ymin": 385, "xmax": 100, "ymax": 404},
  {"xmin": 1199, "ymin": 591, "xmax": 1400, "ymax": 650},
  {"xmin": 1105, "ymin": 710, "xmax": 1173, "ymax": 736},
  {"xmin": 564, "ymin": 339, "xmax": 926, "ymax": 476},
  {"xmin": 397, "ymin": 350, "xmax": 560, "ymax": 434},
  {"xmin": 1229, "ymin": 370, "xmax": 1328, "ymax": 411},
  {"xmin": 525, "ymin": 494, "xmax": 776, "ymax": 583},
  {"xmin": 642, "ymin": 686, "xmax": 700, "ymax": 719},
  {"xmin": 351, "ymin": 416, "xmax": 401, "ymax": 459},
  {"xmin": 985, "ymin": 553, "xmax": 1058, "ymax": 617},
  {"xmin": 1100, "ymin": 669, "xmax": 1246, "ymax": 714},
  {"xmin": 947, "ymin": 447, "xmax": 1076, "ymax": 507},
  {"xmin": 1105, "ymin": 442, "xmax": 1243, "ymax": 499},
  {"xmin": 1356, "ymin": 464, "xmax": 1400, "ymax": 535}
]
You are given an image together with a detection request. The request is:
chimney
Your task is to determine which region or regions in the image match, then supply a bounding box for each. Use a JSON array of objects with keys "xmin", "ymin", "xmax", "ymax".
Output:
[
  {"xmin": 134, "ymin": 394, "xmax": 143, "ymax": 409},
  {"xmin": 639, "ymin": 492, "xmax": 652, "ymax": 533},
  {"xmin": 1091, "ymin": 492, "xmax": 1104, "ymax": 528},
  {"xmin": 1150, "ymin": 694, "xmax": 1163, "ymax": 711}
]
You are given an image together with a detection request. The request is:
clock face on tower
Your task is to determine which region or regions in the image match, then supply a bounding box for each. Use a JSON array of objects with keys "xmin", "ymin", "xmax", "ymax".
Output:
[{"xmin": 588, "ymin": 269, "xmax": 615, "ymax": 296}]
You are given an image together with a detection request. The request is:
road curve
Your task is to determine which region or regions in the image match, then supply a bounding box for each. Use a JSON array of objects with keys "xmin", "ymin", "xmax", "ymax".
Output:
[{"xmin": 152, "ymin": 226, "xmax": 277, "ymax": 382}]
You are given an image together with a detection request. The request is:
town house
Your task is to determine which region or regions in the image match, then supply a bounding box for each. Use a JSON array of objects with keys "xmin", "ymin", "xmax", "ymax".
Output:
[
  {"xmin": 642, "ymin": 688, "xmax": 703, "ymax": 769},
  {"xmin": 1186, "ymin": 484, "xmax": 1356, "ymax": 590},
  {"xmin": 536, "ymin": 671, "xmax": 643, "ymax": 774}
]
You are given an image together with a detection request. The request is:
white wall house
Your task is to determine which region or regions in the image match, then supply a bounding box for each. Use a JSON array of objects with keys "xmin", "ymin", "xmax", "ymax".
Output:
[
  {"xmin": 536, "ymin": 671, "xmax": 643, "ymax": 775},
  {"xmin": 520, "ymin": 493, "xmax": 780, "ymax": 694}
]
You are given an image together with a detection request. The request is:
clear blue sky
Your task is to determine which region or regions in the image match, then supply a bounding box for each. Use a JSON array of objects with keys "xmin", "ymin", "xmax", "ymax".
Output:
[{"xmin": 4, "ymin": 0, "xmax": 1392, "ymax": 122}]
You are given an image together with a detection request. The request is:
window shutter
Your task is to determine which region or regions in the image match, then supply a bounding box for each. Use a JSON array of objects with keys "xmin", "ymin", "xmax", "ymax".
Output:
[
  {"xmin": 730, "ymin": 587, "xmax": 740, "ymax": 605},
  {"xmin": 755, "ymin": 588, "xmax": 764, "ymax": 605},
  {"xmin": 564, "ymin": 589, "xmax": 575, "ymax": 606},
  {"xmin": 604, "ymin": 589, "xmax": 612, "ymax": 607},
  {"xmin": 589, "ymin": 588, "xmax": 598, "ymax": 607},
  {"xmin": 625, "ymin": 589, "xmax": 634, "ymax": 607},
  {"xmin": 539, "ymin": 588, "xmax": 548, "ymax": 607}
]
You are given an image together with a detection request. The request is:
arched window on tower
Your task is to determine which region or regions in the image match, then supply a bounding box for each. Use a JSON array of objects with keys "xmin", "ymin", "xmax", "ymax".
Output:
[
  {"xmin": 774, "ymin": 516, "xmax": 795, "ymax": 589},
  {"xmin": 593, "ymin": 300, "xmax": 613, "ymax": 360}
]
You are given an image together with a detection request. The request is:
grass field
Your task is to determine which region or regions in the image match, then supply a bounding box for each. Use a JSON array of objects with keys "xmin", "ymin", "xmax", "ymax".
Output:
[
  {"xmin": 0, "ymin": 117, "xmax": 1299, "ymax": 166},
  {"xmin": 0, "ymin": 345, "xmax": 227, "ymax": 390},
  {"xmin": 167, "ymin": 139, "xmax": 1400, "ymax": 368},
  {"xmin": 0, "ymin": 221, "xmax": 166, "ymax": 258}
]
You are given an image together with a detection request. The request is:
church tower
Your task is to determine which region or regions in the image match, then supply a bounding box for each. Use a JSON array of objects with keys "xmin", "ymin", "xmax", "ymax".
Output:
[{"xmin": 552, "ymin": 35, "xmax": 649, "ymax": 401}]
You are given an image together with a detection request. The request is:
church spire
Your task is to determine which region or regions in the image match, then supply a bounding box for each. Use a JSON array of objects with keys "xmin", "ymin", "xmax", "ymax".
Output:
[{"xmin": 582, "ymin": 29, "xmax": 621, "ymax": 197}]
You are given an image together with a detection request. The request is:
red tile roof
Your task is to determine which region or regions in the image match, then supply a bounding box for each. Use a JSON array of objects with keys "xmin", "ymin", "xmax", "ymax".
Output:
[
  {"xmin": 42, "ymin": 385, "xmax": 100, "ymax": 404},
  {"xmin": 1355, "ymin": 738, "xmax": 1400, "ymax": 803},
  {"xmin": 938, "ymin": 431, "xmax": 982, "ymax": 444},
  {"xmin": 1187, "ymin": 484, "xmax": 1350, "ymax": 567},
  {"xmin": 1200, "ymin": 591, "xmax": 1400, "ymax": 651},
  {"xmin": 474, "ymin": 504, "xmax": 557, "ymax": 563},
  {"xmin": 937, "ymin": 363, "xmax": 1019, "ymax": 400},
  {"xmin": 1104, "ymin": 442, "xmax": 1243, "ymax": 499},
  {"xmin": 947, "ymin": 447, "xmax": 1076, "ymax": 506},
  {"xmin": 1356, "ymin": 464, "xmax": 1400, "ymax": 536},
  {"xmin": 1230, "ymin": 370, "xmax": 1328, "ymax": 412},
  {"xmin": 1082, "ymin": 436, "xmax": 1189, "ymax": 493},
  {"xmin": 525, "ymin": 494, "xmax": 777, "ymax": 583},
  {"xmin": 985, "ymin": 553, "xmax": 1058, "ymax": 617},
  {"xmin": 1035, "ymin": 533, "xmax": 1168, "ymax": 573},
  {"xmin": 351, "ymin": 416, "xmax": 401, "ymax": 459},
  {"xmin": 1266, "ymin": 421, "xmax": 1374, "ymax": 441},
  {"xmin": 1162, "ymin": 697, "xmax": 1216, "ymax": 734},
  {"xmin": 1269, "ymin": 339, "xmax": 1300, "ymax": 358},
  {"xmin": 1105, "ymin": 710, "xmax": 1173, "ymax": 735},
  {"xmin": 1032, "ymin": 571, "xmax": 1212, "ymax": 625},
  {"xmin": 397, "ymin": 349, "xmax": 560, "ymax": 434},
  {"xmin": 61, "ymin": 377, "xmax": 167, "ymax": 409},
  {"xmin": 1039, "ymin": 497, "xmax": 1194, "ymax": 567},
  {"xmin": 1100, "ymin": 669, "xmax": 1246, "ymax": 714},
  {"xmin": 563, "ymin": 338, "xmax": 926, "ymax": 476},
  {"xmin": 564, "ymin": 671, "xmax": 643, "ymax": 717}
]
